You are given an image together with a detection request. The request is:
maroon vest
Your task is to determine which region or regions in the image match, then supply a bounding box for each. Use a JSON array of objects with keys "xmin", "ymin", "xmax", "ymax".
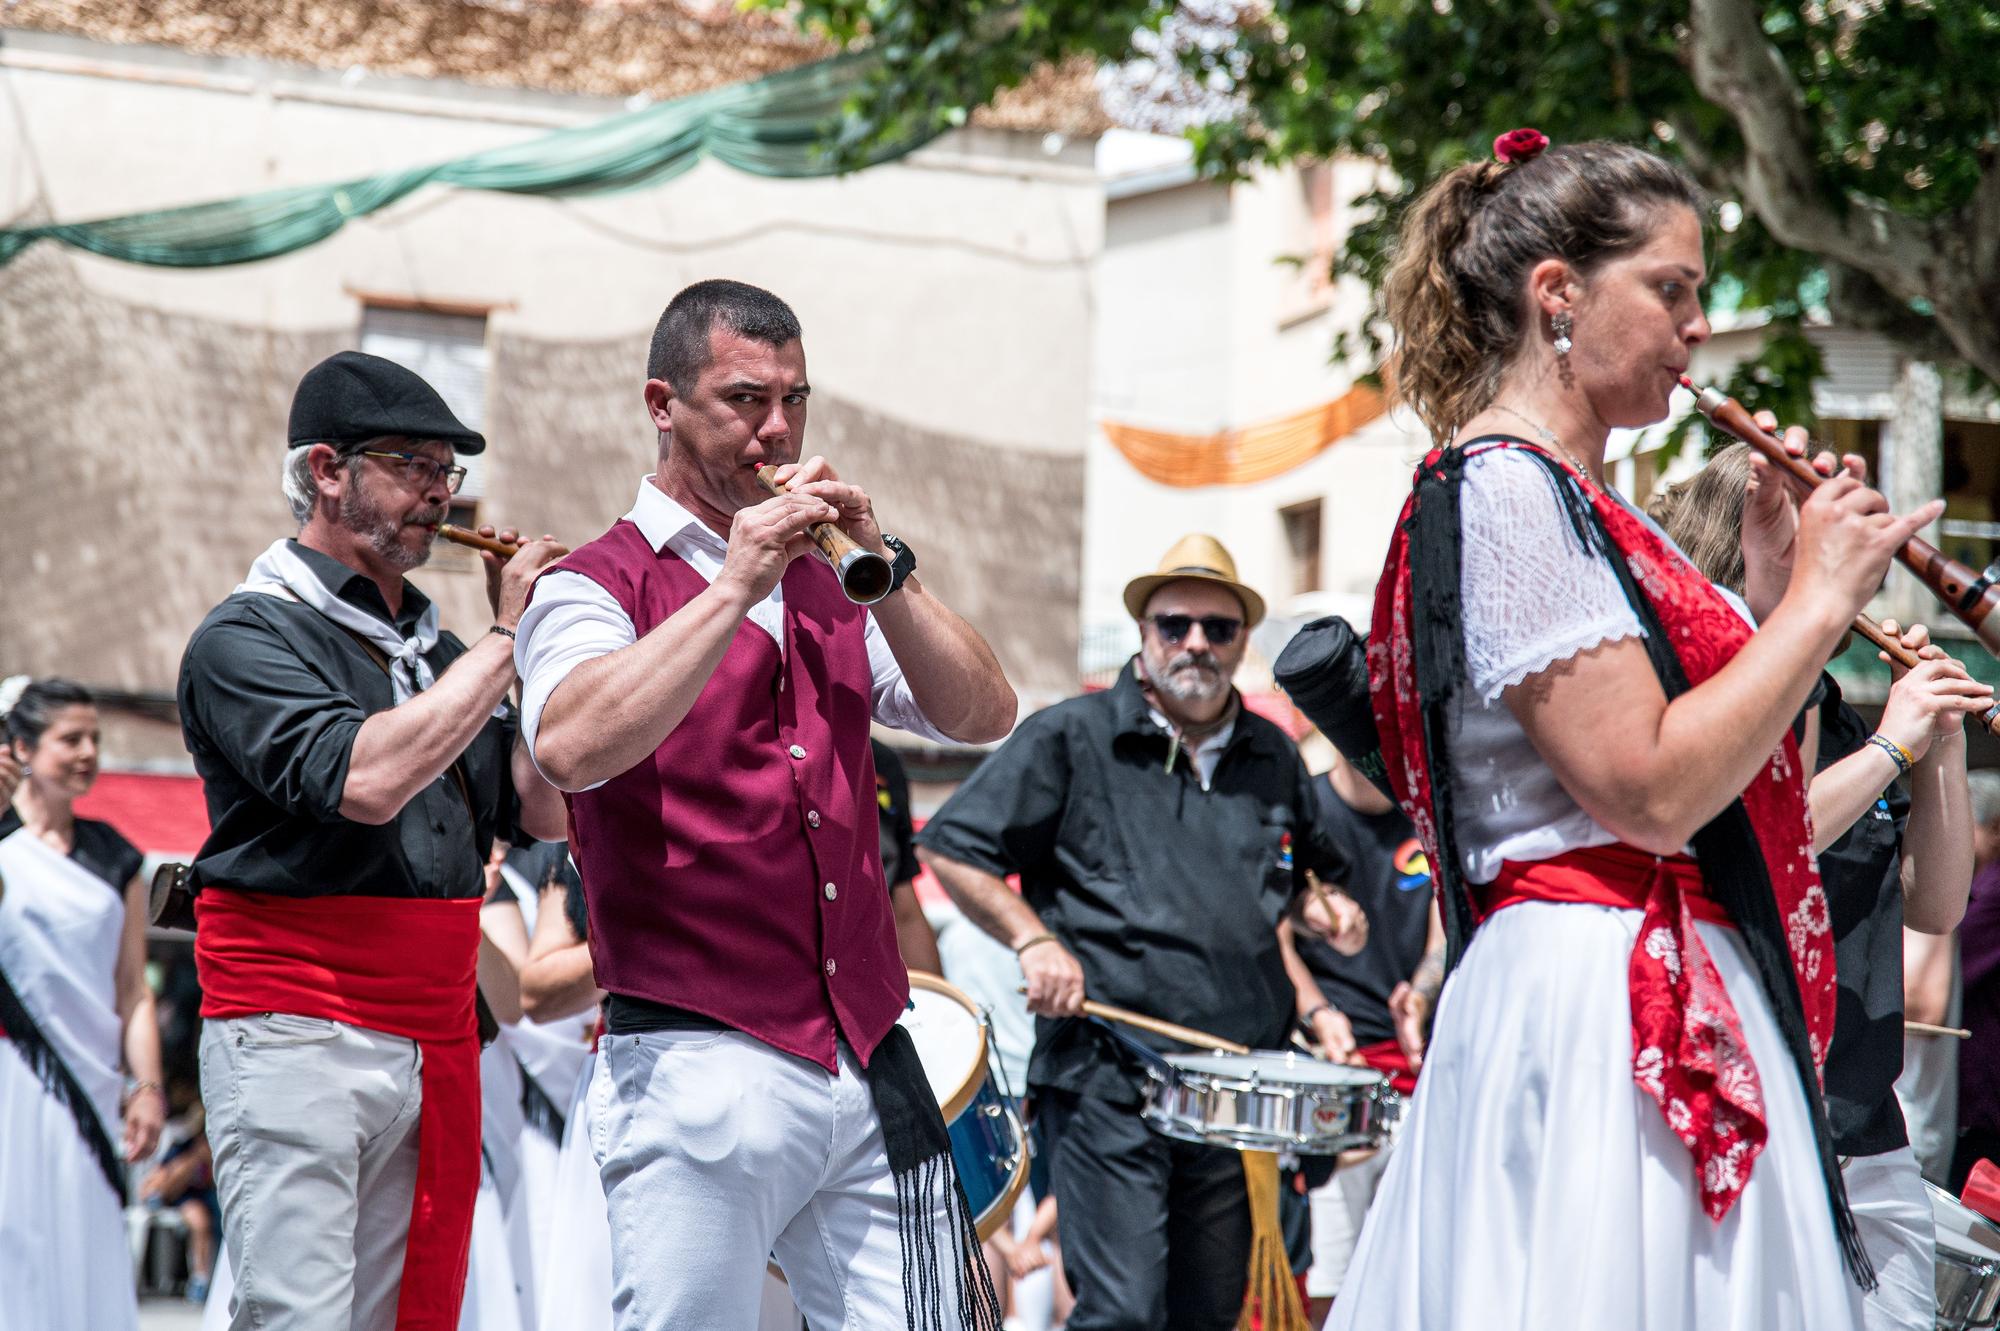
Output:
[{"xmin": 544, "ymin": 520, "xmax": 907, "ymax": 1069}]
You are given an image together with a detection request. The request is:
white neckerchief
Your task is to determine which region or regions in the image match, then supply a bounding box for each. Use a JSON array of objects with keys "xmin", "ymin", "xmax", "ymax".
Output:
[{"xmin": 237, "ymin": 540, "xmax": 439, "ymax": 703}]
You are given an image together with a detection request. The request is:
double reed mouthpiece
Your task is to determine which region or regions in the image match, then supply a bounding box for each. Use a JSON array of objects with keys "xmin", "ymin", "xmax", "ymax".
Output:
[{"xmin": 753, "ymin": 465, "xmax": 893, "ymax": 605}]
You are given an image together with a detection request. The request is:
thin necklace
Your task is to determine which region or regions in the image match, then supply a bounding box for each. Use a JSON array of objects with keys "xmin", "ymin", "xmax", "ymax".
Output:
[{"xmin": 1489, "ymin": 402, "xmax": 1597, "ymax": 481}]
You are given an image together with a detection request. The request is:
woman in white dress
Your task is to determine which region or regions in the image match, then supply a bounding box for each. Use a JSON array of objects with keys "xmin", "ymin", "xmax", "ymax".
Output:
[
  {"xmin": 1335, "ymin": 132, "xmax": 1958, "ymax": 1330},
  {"xmin": 0, "ymin": 676, "xmax": 166, "ymax": 1329}
]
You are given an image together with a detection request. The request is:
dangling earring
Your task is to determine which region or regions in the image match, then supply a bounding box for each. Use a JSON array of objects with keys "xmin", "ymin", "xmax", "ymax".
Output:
[{"xmin": 1552, "ymin": 311, "xmax": 1575, "ymax": 390}]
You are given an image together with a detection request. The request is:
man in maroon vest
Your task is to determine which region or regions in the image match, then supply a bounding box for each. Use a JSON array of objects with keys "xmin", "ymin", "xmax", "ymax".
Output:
[{"xmin": 515, "ymin": 279, "xmax": 1017, "ymax": 1331}]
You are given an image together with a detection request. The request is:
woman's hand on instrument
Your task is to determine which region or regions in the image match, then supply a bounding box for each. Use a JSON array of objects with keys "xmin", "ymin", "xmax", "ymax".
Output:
[
  {"xmin": 122, "ymin": 1085, "xmax": 165, "ymax": 1163},
  {"xmin": 719, "ymin": 490, "xmax": 841, "ymax": 604},
  {"xmin": 1308, "ymin": 1005, "xmax": 1361, "ymax": 1064},
  {"xmin": 483, "ymin": 527, "xmax": 569, "ymax": 630},
  {"xmin": 1788, "ymin": 472, "xmax": 1944, "ymax": 627},
  {"xmin": 773, "ymin": 455, "xmax": 888, "ymax": 556},
  {"xmin": 1876, "ymin": 620, "xmax": 1990, "ymax": 753},
  {"xmin": 1303, "ymin": 882, "xmax": 1369, "ymax": 956},
  {"xmin": 1741, "ymin": 412, "xmax": 1849, "ymax": 621},
  {"xmin": 1018, "ymin": 935, "xmax": 1087, "ymax": 1017},
  {"xmin": 1386, "ymin": 980, "xmax": 1429, "ymax": 1072}
]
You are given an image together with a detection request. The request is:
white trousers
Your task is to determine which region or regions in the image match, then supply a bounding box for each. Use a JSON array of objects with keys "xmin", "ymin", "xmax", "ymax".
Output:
[
  {"xmin": 201, "ymin": 1014, "xmax": 423, "ymax": 1331},
  {"xmin": 591, "ymin": 1028, "xmax": 958, "ymax": 1331},
  {"xmin": 1306, "ymin": 1142, "xmax": 1394, "ymax": 1298},
  {"xmin": 1845, "ymin": 1146, "xmax": 1937, "ymax": 1331}
]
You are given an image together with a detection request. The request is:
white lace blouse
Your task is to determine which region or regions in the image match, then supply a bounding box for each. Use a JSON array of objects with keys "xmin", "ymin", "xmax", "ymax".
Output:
[{"xmin": 1448, "ymin": 447, "xmax": 1650, "ymax": 884}]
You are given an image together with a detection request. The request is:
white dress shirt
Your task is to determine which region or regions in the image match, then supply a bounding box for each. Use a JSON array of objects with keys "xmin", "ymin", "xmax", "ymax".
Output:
[{"xmin": 515, "ymin": 477, "xmax": 951, "ymax": 791}]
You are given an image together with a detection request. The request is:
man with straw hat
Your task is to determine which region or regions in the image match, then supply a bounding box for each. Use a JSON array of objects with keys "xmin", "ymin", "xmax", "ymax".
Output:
[{"xmin": 919, "ymin": 533, "xmax": 1367, "ymax": 1331}]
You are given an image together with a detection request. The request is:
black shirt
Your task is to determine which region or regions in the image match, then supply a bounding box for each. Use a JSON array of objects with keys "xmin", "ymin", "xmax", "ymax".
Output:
[
  {"xmin": 1815, "ymin": 672, "xmax": 1913, "ymax": 1156},
  {"xmin": 0, "ymin": 811, "xmax": 142, "ymax": 896},
  {"xmin": 916, "ymin": 662, "xmax": 1350, "ymax": 1104},
  {"xmin": 1292, "ymin": 778, "xmax": 1432, "ymax": 1047},
  {"xmin": 177, "ymin": 541, "xmax": 518, "ymax": 900},
  {"xmin": 874, "ymin": 739, "xmax": 919, "ymax": 890},
  {"xmin": 495, "ymin": 841, "xmax": 590, "ymax": 943}
]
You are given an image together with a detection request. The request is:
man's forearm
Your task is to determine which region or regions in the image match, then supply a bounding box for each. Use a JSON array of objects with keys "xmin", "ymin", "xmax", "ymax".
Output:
[
  {"xmin": 341, "ymin": 633, "xmax": 516, "ymax": 824},
  {"xmin": 532, "ymin": 582, "xmax": 750, "ymax": 791},
  {"xmin": 521, "ymin": 945, "xmax": 604, "ymax": 1023},
  {"xmin": 921, "ymin": 848, "xmax": 1043, "ymax": 949},
  {"xmin": 871, "ymin": 578, "xmax": 1016, "ymax": 744}
]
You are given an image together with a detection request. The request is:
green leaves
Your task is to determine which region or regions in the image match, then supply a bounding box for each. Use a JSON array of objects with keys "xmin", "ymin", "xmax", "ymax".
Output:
[{"xmin": 752, "ymin": 0, "xmax": 2000, "ymax": 385}]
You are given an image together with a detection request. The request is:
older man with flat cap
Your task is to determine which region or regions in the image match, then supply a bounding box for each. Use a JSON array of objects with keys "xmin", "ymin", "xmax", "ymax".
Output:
[
  {"xmin": 177, "ymin": 350, "xmax": 568, "ymax": 1331},
  {"xmin": 919, "ymin": 534, "xmax": 1368, "ymax": 1331}
]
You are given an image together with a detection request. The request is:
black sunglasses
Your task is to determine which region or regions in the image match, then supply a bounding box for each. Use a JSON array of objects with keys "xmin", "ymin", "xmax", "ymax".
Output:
[{"xmin": 1148, "ymin": 614, "xmax": 1243, "ymax": 646}]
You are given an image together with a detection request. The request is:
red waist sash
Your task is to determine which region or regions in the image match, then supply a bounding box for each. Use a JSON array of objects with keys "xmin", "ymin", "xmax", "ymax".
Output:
[
  {"xmin": 1475, "ymin": 843, "xmax": 1731, "ymax": 927},
  {"xmin": 1477, "ymin": 843, "xmax": 1768, "ymax": 1220},
  {"xmin": 195, "ymin": 890, "xmax": 481, "ymax": 1331}
]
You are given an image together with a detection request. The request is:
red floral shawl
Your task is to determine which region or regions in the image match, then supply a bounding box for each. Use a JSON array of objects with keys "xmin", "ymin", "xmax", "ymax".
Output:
[{"xmin": 1367, "ymin": 441, "xmax": 1858, "ymax": 1266}]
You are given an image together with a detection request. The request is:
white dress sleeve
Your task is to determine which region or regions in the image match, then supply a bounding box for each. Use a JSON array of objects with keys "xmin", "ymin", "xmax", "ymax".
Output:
[{"xmin": 1458, "ymin": 448, "xmax": 1646, "ymax": 701}]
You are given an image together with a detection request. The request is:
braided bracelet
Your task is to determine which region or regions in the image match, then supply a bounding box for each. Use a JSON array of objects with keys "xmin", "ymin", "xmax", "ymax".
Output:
[
  {"xmin": 1013, "ymin": 932, "xmax": 1060, "ymax": 957},
  {"xmin": 1867, "ymin": 732, "xmax": 1915, "ymax": 778}
]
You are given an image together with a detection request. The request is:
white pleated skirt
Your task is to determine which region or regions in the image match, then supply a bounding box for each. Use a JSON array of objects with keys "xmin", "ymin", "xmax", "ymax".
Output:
[
  {"xmin": 1330, "ymin": 902, "xmax": 1865, "ymax": 1331},
  {"xmin": 0, "ymin": 1044, "xmax": 137, "ymax": 1331}
]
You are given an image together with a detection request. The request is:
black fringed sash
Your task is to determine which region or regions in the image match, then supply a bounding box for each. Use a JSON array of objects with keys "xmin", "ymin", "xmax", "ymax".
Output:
[
  {"xmin": 864, "ymin": 1025, "xmax": 1004, "ymax": 1331},
  {"xmin": 1366, "ymin": 437, "xmax": 1874, "ymax": 1288},
  {"xmin": 0, "ymin": 961, "xmax": 125, "ymax": 1198},
  {"xmin": 518, "ymin": 1053, "xmax": 567, "ymax": 1144}
]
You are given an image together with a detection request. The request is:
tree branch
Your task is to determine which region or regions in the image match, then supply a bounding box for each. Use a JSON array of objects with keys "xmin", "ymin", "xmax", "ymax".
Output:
[{"xmin": 1685, "ymin": 0, "xmax": 1936, "ymax": 302}]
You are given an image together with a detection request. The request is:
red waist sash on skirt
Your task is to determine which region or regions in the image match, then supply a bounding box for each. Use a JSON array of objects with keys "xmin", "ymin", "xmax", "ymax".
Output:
[
  {"xmin": 195, "ymin": 890, "xmax": 481, "ymax": 1331},
  {"xmin": 1473, "ymin": 842, "xmax": 1730, "ymax": 927},
  {"xmin": 1474, "ymin": 843, "xmax": 1769, "ymax": 1221}
]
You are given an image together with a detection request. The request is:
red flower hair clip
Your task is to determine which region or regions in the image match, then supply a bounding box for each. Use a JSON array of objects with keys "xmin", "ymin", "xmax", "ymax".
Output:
[{"xmin": 1493, "ymin": 128, "xmax": 1550, "ymax": 164}]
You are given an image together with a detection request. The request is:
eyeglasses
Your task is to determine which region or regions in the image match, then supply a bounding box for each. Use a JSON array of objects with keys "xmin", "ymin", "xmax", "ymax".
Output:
[
  {"xmin": 358, "ymin": 449, "xmax": 468, "ymax": 494},
  {"xmin": 1148, "ymin": 614, "xmax": 1243, "ymax": 646}
]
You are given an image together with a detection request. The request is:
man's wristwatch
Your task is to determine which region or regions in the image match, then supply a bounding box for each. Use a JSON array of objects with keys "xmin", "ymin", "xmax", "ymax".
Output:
[{"xmin": 881, "ymin": 533, "xmax": 917, "ymax": 594}]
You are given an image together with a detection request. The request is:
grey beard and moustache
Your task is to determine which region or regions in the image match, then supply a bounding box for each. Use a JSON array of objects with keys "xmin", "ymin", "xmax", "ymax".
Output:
[
  {"xmin": 343, "ymin": 481, "xmax": 444, "ymax": 572},
  {"xmin": 1147, "ymin": 648, "xmax": 1229, "ymax": 707}
]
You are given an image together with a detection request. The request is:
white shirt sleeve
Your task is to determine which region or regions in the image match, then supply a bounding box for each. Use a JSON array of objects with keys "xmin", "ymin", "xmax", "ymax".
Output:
[
  {"xmin": 513, "ymin": 570, "xmax": 637, "ymax": 791},
  {"xmin": 1458, "ymin": 448, "xmax": 1645, "ymax": 702},
  {"xmin": 864, "ymin": 611, "xmax": 956, "ymax": 745}
]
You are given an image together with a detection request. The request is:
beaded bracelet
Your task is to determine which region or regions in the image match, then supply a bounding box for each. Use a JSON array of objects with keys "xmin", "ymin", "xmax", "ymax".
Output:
[{"xmin": 1867, "ymin": 732, "xmax": 1915, "ymax": 778}]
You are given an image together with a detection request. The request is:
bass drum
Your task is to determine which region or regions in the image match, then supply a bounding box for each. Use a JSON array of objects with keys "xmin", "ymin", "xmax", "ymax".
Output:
[{"xmin": 897, "ymin": 972, "xmax": 1031, "ymax": 1240}]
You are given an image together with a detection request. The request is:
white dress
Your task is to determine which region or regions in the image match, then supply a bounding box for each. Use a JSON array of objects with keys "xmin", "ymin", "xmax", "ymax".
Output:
[
  {"xmin": 1329, "ymin": 450, "xmax": 1862, "ymax": 1331},
  {"xmin": 0, "ymin": 828, "xmax": 139, "ymax": 1331}
]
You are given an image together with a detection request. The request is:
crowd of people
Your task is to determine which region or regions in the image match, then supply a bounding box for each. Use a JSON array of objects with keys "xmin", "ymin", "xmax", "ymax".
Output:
[{"xmin": 3, "ymin": 128, "xmax": 1999, "ymax": 1331}]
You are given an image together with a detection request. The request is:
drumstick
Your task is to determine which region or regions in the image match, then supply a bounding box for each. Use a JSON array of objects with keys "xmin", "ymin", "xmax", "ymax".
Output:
[
  {"xmin": 1906, "ymin": 1020, "xmax": 1971, "ymax": 1039},
  {"xmin": 1079, "ymin": 999, "xmax": 1250, "ymax": 1055}
]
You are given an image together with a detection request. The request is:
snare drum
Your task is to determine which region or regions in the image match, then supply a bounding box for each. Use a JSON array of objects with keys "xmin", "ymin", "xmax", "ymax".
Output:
[
  {"xmin": 1932, "ymin": 1182, "xmax": 2000, "ymax": 1330},
  {"xmin": 897, "ymin": 973, "xmax": 1030, "ymax": 1240},
  {"xmin": 1142, "ymin": 1050, "xmax": 1397, "ymax": 1155}
]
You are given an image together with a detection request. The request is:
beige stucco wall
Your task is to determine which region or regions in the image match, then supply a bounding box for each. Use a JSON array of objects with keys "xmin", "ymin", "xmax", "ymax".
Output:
[{"xmin": 0, "ymin": 33, "xmax": 1095, "ymax": 742}]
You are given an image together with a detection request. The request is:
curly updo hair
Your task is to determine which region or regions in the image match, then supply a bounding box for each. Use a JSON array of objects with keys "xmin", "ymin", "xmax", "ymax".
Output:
[{"xmin": 1382, "ymin": 141, "xmax": 1707, "ymax": 443}]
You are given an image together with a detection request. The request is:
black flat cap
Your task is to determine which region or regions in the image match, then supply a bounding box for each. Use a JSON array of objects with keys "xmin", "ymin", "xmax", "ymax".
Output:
[{"xmin": 287, "ymin": 350, "xmax": 486, "ymax": 454}]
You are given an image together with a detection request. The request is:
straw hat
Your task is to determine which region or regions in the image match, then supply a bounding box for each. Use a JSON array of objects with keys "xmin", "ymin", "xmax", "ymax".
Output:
[{"xmin": 1122, "ymin": 533, "xmax": 1267, "ymax": 628}]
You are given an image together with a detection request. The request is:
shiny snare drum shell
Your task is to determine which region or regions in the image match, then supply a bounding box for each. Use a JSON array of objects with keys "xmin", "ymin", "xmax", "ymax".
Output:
[
  {"xmin": 1932, "ymin": 1182, "xmax": 2000, "ymax": 1330},
  {"xmin": 1142, "ymin": 1050, "xmax": 1396, "ymax": 1155},
  {"xmin": 897, "ymin": 972, "xmax": 1030, "ymax": 1240}
]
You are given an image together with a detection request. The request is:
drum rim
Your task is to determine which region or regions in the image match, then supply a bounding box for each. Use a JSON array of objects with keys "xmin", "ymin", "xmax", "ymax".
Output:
[
  {"xmin": 906, "ymin": 969, "xmax": 993, "ymax": 1123},
  {"xmin": 972, "ymin": 1107, "xmax": 1033, "ymax": 1243},
  {"xmin": 1160, "ymin": 1051, "xmax": 1389, "ymax": 1090}
]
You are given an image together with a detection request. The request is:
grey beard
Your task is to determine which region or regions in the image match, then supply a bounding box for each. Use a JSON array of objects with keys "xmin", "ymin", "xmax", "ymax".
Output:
[
  {"xmin": 1150, "ymin": 653, "xmax": 1228, "ymax": 707},
  {"xmin": 344, "ymin": 489, "xmax": 438, "ymax": 572}
]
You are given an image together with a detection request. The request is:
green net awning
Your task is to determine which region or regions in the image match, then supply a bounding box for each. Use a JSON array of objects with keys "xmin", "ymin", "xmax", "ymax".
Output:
[{"xmin": 0, "ymin": 51, "xmax": 931, "ymax": 270}]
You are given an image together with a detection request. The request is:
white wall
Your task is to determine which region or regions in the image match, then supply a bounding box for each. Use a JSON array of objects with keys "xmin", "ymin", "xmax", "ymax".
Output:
[{"xmin": 1, "ymin": 33, "xmax": 1103, "ymax": 459}]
